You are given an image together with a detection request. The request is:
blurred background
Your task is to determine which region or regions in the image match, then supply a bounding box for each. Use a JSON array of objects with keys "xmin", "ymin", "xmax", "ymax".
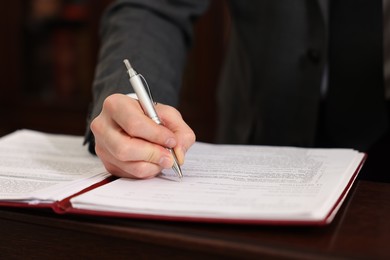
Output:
[{"xmin": 0, "ymin": 0, "xmax": 230, "ymax": 143}]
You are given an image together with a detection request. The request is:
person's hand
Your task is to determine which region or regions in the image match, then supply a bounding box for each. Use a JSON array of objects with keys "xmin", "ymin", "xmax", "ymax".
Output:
[{"xmin": 90, "ymin": 93, "xmax": 196, "ymax": 179}]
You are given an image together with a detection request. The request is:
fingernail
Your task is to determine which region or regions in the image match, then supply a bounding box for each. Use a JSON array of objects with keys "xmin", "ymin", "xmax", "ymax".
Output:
[{"xmin": 165, "ymin": 138, "xmax": 176, "ymax": 148}]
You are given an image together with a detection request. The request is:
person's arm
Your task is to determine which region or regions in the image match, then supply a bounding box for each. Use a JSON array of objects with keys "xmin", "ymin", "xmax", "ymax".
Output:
[{"xmin": 84, "ymin": 0, "xmax": 208, "ymax": 179}]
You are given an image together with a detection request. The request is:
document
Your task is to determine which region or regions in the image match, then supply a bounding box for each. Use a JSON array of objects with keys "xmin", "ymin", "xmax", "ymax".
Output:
[
  {"xmin": 0, "ymin": 130, "xmax": 365, "ymax": 225},
  {"xmin": 0, "ymin": 130, "xmax": 109, "ymax": 203}
]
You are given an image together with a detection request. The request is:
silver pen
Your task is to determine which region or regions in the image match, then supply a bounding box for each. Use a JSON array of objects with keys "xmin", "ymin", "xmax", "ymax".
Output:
[{"xmin": 123, "ymin": 59, "xmax": 183, "ymax": 179}]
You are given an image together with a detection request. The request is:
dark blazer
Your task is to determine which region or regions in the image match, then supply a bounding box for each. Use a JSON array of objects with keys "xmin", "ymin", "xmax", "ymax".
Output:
[{"xmin": 85, "ymin": 0, "xmax": 388, "ymax": 152}]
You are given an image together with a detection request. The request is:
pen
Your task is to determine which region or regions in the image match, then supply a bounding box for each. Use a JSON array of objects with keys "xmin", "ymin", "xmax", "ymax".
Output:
[{"xmin": 123, "ymin": 59, "xmax": 183, "ymax": 179}]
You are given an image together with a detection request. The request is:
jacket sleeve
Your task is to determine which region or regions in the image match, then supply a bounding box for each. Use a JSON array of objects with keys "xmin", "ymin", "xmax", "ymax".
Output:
[{"xmin": 84, "ymin": 0, "xmax": 209, "ymax": 153}]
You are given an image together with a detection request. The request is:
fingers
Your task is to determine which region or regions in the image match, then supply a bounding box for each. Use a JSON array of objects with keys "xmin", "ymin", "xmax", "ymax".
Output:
[
  {"xmin": 101, "ymin": 127, "xmax": 174, "ymax": 167},
  {"xmin": 91, "ymin": 94, "xmax": 175, "ymax": 179},
  {"xmin": 90, "ymin": 93, "xmax": 196, "ymax": 179},
  {"xmin": 94, "ymin": 141, "xmax": 165, "ymax": 179},
  {"xmin": 92, "ymin": 121, "xmax": 174, "ymax": 178},
  {"xmin": 156, "ymin": 104, "xmax": 196, "ymax": 165},
  {"xmin": 104, "ymin": 94, "xmax": 177, "ymax": 149}
]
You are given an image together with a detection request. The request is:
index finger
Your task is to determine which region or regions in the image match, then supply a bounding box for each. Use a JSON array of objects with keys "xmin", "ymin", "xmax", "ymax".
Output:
[
  {"xmin": 157, "ymin": 104, "xmax": 196, "ymax": 164},
  {"xmin": 103, "ymin": 94, "xmax": 178, "ymax": 148}
]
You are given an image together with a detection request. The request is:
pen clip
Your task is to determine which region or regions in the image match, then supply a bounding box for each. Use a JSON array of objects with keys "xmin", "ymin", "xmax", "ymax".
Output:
[{"xmin": 139, "ymin": 74, "xmax": 157, "ymax": 106}]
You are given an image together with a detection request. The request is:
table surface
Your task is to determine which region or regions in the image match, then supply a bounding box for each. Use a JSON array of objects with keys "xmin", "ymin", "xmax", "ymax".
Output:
[{"xmin": 1, "ymin": 180, "xmax": 389, "ymax": 259}]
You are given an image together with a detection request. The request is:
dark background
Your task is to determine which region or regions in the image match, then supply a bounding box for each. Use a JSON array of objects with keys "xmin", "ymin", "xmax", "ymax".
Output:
[{"xmin": 0, "ymin": 0, "xmax": 230, "ymax": 142}]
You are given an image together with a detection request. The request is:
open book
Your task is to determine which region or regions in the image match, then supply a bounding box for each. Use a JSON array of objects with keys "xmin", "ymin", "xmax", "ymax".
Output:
[{"xmin": 0, "ymin": 130, "xmax": 365, "ymax": 225}]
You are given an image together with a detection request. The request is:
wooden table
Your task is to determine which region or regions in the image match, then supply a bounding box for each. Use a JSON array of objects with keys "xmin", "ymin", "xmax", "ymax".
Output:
[{"xmin": 0, "ymin": 180, "xmax": 389, "ymax": 259}]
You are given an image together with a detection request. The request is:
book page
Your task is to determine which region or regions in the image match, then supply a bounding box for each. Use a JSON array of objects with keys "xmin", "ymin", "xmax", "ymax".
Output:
[
  {"xmin": 0, "ymin": 130, "xmax": 108, "ymax": 203},
  {"xmin": 71, "ymin": 142, "xmax": 364, "ymax": 222}
]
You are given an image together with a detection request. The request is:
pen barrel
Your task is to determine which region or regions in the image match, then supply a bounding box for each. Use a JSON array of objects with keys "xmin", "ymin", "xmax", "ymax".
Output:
[{"xmin": 129, "ymin": 75, "xmax": 161, "ymax": 123}]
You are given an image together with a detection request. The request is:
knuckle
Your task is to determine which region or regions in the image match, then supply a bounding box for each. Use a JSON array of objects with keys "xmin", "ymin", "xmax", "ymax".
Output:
[
  {"xmin": 90, "ymin": 117, "xmax": 102, "ymax": 135},
  {"xmin": 169, "ymin": 106, "xmax": 182, "ymax": 118},
  {"xmin": 94, "ymin": 143, "xmax": 103, "ymax": 157},
  {"xmin": 161, "ymin": 105, "xmax": 181, "ymax": 118},
  {"xmin": 104, "ymin": 163, "xmax": 117, "ymax": 175},
  {"xmin": 184, "ymin": 129, "xmax": 196, "ymax": 143},
  {"xmin": 103, "ymin": 94, "xmax": 120, "ymax": 113}
]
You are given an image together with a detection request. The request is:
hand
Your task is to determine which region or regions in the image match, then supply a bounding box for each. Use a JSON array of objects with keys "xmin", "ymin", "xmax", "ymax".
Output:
[{"xmin": 90, "ymin": 94, "xmax": 196, "ymax": 179}]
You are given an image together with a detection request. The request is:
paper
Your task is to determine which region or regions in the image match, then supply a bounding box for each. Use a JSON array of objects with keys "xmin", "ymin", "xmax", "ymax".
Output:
[
  {"xmin": 0, "ymin": 130, "xmax": 108, "ymax": 202},
  {"xmin": 0, "ymin": 130, "xmax": 364, "ymax": 223},
  {"xmin": 71, "ymin": 142, "xmax": 364, "ymax": 222}
]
